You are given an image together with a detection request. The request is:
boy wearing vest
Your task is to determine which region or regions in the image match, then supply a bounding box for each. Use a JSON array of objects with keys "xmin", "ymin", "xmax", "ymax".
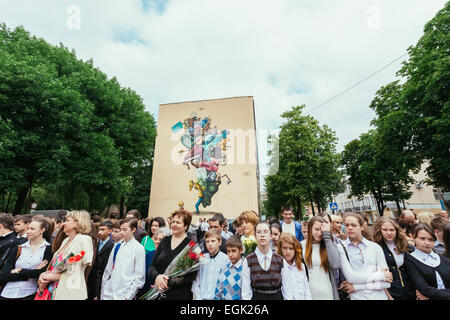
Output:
[
  {"xmin": 191, "ymin": 230, "xmax": 229, "ymax": 300},
  {"xmin": 214, "ymin": 235, "xmax": 245, "ymax": 300},
  {"xmin": 241, "ymin": 221, "xmax": 288, "ymax": 300}
]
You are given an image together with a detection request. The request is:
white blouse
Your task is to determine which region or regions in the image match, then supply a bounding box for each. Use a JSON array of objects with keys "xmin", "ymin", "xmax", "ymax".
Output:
[
  {"xmin": 385, "ymin": 240, "xmax": 404, "ymax": 267},
  {"xmin": 1, "ymin": 240, "xmax": 49, "ymax": 299},
  {"xmin": 338, "ymin": 238, "xmax": 390, "ymax": 300},
  {"xmin": 281, "ymin": 261, "xmax": 312, "ymax": 300}
]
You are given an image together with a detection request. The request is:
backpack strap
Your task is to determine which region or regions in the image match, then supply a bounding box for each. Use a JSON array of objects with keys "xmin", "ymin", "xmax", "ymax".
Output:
[
  {"xmin": 339, "ymin": 242, "xmax": 350, "ymax": 263},
  {"xmin": 16, "ymin": 245, "xmax": 22, "ymax": 260}
]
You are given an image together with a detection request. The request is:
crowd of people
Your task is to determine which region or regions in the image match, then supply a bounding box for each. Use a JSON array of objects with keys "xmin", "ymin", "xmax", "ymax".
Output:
[{"xmin": 0, "ymin": 206, "xmax": 449, "ymax": 301}]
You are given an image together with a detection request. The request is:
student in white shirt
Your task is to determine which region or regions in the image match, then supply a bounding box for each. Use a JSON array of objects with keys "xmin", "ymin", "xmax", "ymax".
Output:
[
  {"xmin": 277, "ymin": 233, "xmax": 311, "ymax": 300},
  {"xmin": 192, "ymin": 230, "xmax": 229, "ymax": 300},
  {"xmin": 0, "ymin": 218, "xmax": 52, "ymax": 300},
  {"xmin": 101, "ymin": 218, "xmax": 145, "ymax": 300},
  {"xmin": 338, "ymin": 213, "xmax": 393, "ymax": 300}
]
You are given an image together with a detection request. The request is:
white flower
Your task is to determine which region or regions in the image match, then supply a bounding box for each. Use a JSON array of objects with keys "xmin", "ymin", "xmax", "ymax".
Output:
[{"xmin": 193, "ymin": 247, "xmax": 202, "ymax": 255}]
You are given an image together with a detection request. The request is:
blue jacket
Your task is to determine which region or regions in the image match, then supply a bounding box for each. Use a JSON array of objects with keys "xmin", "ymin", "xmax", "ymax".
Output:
[{"xmin": 280, "ymin": 221, "xmax": 304, "ymax": 242}]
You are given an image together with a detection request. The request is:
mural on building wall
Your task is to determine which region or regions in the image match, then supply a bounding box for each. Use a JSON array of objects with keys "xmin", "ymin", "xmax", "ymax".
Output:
[{"xmin": 171, "ymin": 113, "xmax": 232, "ymax": 214}]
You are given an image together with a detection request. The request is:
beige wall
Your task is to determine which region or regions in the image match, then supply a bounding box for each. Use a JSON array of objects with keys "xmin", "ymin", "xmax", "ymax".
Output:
[{"xmin": 148, "ymin": 96, "xmax": 260, "ymax": 224}]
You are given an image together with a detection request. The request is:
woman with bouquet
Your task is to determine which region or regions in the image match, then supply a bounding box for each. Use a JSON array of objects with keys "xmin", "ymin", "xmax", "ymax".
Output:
[
  {"xmin": 237, "ymin": 210, "xmax": 259, "ymax": 257},
  {"xmin": 149, "ymin": 209, "xmax": 198, "ymax": 300},
  {"xmin": 37, "ymin": 210, "xmax": 93, "ymax": 300}
]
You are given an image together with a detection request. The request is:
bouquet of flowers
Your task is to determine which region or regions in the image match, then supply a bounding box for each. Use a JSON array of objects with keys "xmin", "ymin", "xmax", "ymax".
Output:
[
  {"xmin": 140, "ymin": 241, "xmax": 205, "ymax": 300},
  {"xmin": 35, "ymin": 250, "xmax": 86, "ymax": 300},
  {"xmin": 242, "ymin": 235, "xmax": 257, "ymax": 257},
  {"xmin": 52, "ymin": 251, "xmax": 85, "ymax": 273}
]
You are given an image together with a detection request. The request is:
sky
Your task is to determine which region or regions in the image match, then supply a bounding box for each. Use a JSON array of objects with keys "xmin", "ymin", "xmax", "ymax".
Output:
[{"xmin": 0, "ymin": 0, "xmax": 447, "ymax": 190}]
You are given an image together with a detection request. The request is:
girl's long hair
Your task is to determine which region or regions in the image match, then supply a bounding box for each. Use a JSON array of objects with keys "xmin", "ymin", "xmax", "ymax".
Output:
[
  {"xmin": 277, "ymin": 233, "xmax": 303, "ymax": 271},
  {"xmin": 372, "ymin": 216, "xmax": 409, "ymax": 253},
  {"xmin": 304, "ymin": 216, "xmax": 330, "ymax": 273}
]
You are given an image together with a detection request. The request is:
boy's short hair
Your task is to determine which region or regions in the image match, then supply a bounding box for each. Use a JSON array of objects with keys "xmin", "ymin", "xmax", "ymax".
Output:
[
  {"xmin": 111, "ymin": 220, "xmax": 120, "ymax": 230},
  {"xmin": 0, "ymin": 213, "xmax": 14, "ymax": 231},
  {"xmin": 120, "ymin": 217, "xmax": 138, "ymax": 230},
  {"xmin": 99, "ymin": 220, "xmax": 114, "ymax": 230},
  {"xmin": 210, "ymin": 213, "xmax": 225, "ymax": 226},
  {"xmin": 225, "ymin": 235, "xmax": 242, "ymax": 249},
  {"xmin": 14, "ymin": 214, "xmax": 32, "ymax": 224},
  {"xmin": 204, "ymin": 230, "xmax": 221, "ymax": 241},
  {"xmin": 431, "ymin": 216, "xmax": 448, "ymax": 232}
]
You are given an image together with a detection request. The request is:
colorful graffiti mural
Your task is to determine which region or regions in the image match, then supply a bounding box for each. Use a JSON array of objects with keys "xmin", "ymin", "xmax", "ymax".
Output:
[{"xmin": 172, "ymin": 113, "xmax": 231, "ymax": 214}]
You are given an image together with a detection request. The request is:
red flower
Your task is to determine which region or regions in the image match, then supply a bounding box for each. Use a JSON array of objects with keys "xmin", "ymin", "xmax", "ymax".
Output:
[
  {"xmin": 188, "ymin": 251, "xmax": 196, "ymax": 260},
  {"xmin": 188, "ymin": 241, "xmax": 196, "ymax": 248},
  {"xmin": 79, "ymin": 251, "xmax": 85, "ymax": 257},
  {"xmin": 68, "ymin": 257, "xmax": 76, "ymax": 263},
  {"xmin": 74, "ymin": 255, "xmax": 82, "ymax": 262}
]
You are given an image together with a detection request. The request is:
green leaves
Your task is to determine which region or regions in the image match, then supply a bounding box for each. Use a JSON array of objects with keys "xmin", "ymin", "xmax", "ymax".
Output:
[
  {"xmin": 264, "ymin": 105, "xmax": 343, "ymax": 218},
  {"xmin": 0, "ymin": 23, "xmax": 156, "ymax": 214}
]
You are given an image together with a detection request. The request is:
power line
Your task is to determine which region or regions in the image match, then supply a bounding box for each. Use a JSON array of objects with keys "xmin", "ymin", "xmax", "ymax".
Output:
[{"xmin": 305, "ymin": 52, "xmax": 408, "ymax": 115}]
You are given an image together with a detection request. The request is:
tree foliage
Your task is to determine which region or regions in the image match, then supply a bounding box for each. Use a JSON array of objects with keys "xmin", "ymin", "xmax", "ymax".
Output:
[
  {"xmin": 264, "ymin": 105, "xmax": 343, "ymax": 219},
  {"xmin": 0, "ymin": 24, "xmax": 156, "ymax": 214}
]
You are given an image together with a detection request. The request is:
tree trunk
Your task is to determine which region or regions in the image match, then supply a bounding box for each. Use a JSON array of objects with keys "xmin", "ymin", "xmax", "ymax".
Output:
[
  {"xmin": 310, "ymin": 198, "xmax": 316, "ymax": 216},
  {"xmin": 395, "ymin": 199, "xmax": 401, "ymax": 216},
  {"xmin": 298, "ymin": 197, "xmax": 303, "ymax": 221},
  {"xmin": 5, "ymin": 191, "xmax": 12, "ymax": 213},
  {"xmin": 106, "ymin": 203, "xmax": 112, "ymax": 218},
  {"xmin": 119, "ymin": 195, "xmax": 125, "ymax": 219},
  {"xmin": 13, "ymin": 186, "xmax": 29, "ymax": 215}
]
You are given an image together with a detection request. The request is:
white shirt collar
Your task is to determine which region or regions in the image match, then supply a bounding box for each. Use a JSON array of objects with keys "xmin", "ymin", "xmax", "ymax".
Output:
[
  {"xmin": 344, "ymin": 237, "xmax": 369, "ymax": 248},
  {"xmin": 411, "ymin": 248, "xmax": 439, "ymax": 261},
  {"xmin": 229, "ymin": 258, "xmax": 243, "ymax": 269},
  {"xmin": 21, "ymin": 239, "xmax": 50, "ymax": 248},
  {"xmin": 255, "ymin": 247, "xmax": 273, "ymax": 261}
]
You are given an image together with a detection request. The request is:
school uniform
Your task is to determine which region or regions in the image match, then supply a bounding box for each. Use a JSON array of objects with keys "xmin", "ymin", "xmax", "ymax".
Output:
[
  {"xmin": 0, "ymin": 240, "xmax": 52, "ymax": 299},
  {"xmin": 404, "ymin": 249, "xmax": 450, "ymax": 300},
  {"xmin": 241, "ymin": 248, "xmax": 287, "ymax": 300},
  {"xmin": 101, "ymin": 238, "xmax": 146, "ymax": 300},
  {"xmin": 87, "ymin": 237, "xmax": 115, "ymax": 299},
  {"xmin": 281, "ymin": 261, "xmax": 312, "ymax": 300},
  {"xmin": 191, "ymin": 251, "xmax": 229, "ymax": 300},
  {"xmin": 380, "ymin": 241, "xmax": 415, "ymax": 300},
  {"xmin": 214, "ymin": 258, "xmax": 244, "ymax": 300},
  {"xmin": 338, "ymin": 237, "xmax": 390, "ymax": 300}
]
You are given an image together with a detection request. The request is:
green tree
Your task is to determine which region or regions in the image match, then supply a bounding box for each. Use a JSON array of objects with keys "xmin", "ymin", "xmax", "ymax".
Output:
[
  {"xmin": 371, "ymin": 2, "xmax": 450, "ymax": 190},
  {"xmin": 265, "ymin": 105, "xmax": 342, "ymax": 219},
  {"xmin": 0, "ymin": 24, "xmax": 156, "ymax": 214}
]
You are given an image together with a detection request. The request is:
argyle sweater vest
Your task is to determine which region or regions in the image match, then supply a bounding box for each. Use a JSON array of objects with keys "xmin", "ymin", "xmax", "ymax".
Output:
[{"xmin": 247, "ymin": 251, "xmax": 283, "ymax": 291}]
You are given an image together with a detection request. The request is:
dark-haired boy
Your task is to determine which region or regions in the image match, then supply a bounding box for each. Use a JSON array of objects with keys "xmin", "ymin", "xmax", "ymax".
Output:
[
  {"xmin": 87, "ymin": 220, "xmax": 115, "ymax": 300},
  {"xmin": 101, "ymin": 218, "xmax": 145, "ymax": 300},
  {"xmin": 214, "ymin": 235, "xmax": 244, "ymax": 300},
  {"xmin": 14, "ymin": 215, "xmax": 31, "ymax": 244}
]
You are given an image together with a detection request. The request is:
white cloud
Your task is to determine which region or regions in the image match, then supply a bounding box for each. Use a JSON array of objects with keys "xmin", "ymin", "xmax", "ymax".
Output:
[{"xmin": 0, "ymin": 0, "xmax": 446, "ymax": 189}]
